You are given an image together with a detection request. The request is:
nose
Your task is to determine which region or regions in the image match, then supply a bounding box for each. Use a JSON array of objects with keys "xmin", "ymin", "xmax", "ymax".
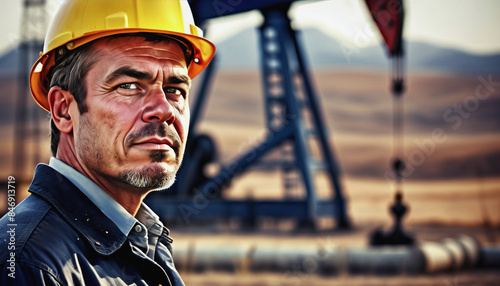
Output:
[{"xmin": 142, "ymin": 87, "xmax": 175, "ymax": 125}]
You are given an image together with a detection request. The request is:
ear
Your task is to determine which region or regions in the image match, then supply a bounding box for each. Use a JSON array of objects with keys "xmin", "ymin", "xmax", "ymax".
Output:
[{"xmin": 48, "ymin": 86, "xmax": 78, "ymax": 134}]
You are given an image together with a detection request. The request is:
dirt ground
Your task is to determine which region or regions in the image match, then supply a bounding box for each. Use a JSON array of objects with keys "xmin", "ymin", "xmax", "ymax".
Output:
[{"xmin": 182, "ymin": 270, "xmax": 500, "ymax": 286}]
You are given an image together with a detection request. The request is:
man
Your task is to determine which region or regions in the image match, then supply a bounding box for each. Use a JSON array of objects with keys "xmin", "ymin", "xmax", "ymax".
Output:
[{"xmin": 0, "ymin": 1, "xmax": 215, "ymax": 285}]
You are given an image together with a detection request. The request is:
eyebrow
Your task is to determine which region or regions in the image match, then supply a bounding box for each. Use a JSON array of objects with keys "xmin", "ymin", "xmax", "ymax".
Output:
[
  {"xmin": 104, "ymin": 66, "xmax": 152, "ymax": 85},
  {"xmin": 104, "ymin": 66, "xmax": 191, "ymax": 88},
  {"xmin": 168, "ymin": 74, "xmax": 192, "ymax": 89}
]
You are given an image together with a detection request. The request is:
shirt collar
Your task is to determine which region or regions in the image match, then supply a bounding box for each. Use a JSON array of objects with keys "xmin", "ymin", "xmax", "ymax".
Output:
[
  {"xmin": 49, "ymin": 157, "xmax": 137, "ymax": 236},
  {"xmin": 136, "ymin": 203, "xmax": 163, "ymax": 234}
]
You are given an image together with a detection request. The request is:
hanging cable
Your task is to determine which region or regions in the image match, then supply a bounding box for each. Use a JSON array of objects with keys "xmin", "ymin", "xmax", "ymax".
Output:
[
  {"xmin": 391, "ymin": 54, "xmax": 405, "ymax": 194},
  {"xmin": 367, "ymin": 0, "xmax": 413, "ymax": 245}
]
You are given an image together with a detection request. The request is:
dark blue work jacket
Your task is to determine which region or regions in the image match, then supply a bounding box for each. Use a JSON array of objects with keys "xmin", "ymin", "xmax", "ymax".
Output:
[{"xmin": 0, "ymin": 164, "xmax": 184, "ymax": 285}]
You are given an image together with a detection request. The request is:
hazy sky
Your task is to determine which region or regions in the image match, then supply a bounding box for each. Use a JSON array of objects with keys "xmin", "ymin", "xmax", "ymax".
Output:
[{"xmin": 1, "ymin": 0, "xmax": 499, "ymax": 56}]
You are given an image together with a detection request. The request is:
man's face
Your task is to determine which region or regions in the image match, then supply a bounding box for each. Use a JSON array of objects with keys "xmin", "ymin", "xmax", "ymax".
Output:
[{"xmin": 73, "ymin": 36, "xmax": 191, "ymax": 191}]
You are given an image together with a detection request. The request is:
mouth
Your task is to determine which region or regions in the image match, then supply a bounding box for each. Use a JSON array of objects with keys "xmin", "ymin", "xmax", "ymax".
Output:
[{"xmin": 131, "ymin": 137, "xmax": 176, "ymax": 152}]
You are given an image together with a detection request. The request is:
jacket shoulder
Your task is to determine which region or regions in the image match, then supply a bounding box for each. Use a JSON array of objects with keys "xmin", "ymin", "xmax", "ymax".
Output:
[
  {"xmin": 0, "ymin": 194, "xmax": 52, "ymax": 258},
  {"xmin": 0, "ymin": 194, "xmax": 87, "ymax": 282}
]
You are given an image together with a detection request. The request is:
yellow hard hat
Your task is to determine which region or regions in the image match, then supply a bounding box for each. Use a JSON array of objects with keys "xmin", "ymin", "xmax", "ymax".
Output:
[{"xmin": 30, "ymin": 0, "xmax": 216, "ymax": 111}]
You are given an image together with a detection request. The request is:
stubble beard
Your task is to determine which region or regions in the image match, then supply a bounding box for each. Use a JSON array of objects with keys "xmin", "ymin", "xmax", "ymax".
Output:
[{"xmin": 119, "ymin": 150, "xmax": 179, "ymax": 190}]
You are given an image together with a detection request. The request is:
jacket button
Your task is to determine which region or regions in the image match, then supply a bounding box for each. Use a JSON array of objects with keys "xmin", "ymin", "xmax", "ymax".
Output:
[{"xmin": 134, "ymin": 225, "xmax": 142, "ymax": 233}]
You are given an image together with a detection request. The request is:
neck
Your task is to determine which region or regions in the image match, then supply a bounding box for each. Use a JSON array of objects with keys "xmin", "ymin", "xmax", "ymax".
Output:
[{"xmin": 56, "ymin": 137, "xmax": 147, "ymax": 216}]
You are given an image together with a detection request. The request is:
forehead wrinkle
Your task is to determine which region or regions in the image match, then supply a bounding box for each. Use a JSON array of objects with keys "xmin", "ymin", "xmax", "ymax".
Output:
[
  {"xmin": 96, "ymin": 38, "xmax": 187, "ymax": 66},
  {"xmin": 100, "ymin": 48, "xmax": 188, "ymax": 77},
  {"xmin": 121, "ymin": 46, "xmax": 185, "ymax": 60}
]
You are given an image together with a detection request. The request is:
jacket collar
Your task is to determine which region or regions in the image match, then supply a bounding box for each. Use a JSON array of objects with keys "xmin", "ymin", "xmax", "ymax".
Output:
[
  {"xmin": 49, "ymin": 157, "xmax": 138, "ymax": 237},
  {"xmin": 29, "ymin": 164, "xmax": 127, "ymax": 255}
]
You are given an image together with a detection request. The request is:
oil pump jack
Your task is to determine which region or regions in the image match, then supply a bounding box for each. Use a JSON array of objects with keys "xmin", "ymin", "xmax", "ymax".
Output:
[{"xmin": 146, "ymin": 0, "xmax": 406, "ymax": 231}]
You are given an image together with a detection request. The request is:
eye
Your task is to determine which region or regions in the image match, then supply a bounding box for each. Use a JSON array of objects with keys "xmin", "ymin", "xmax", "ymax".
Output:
[
  {"xmin": 163, "ymin": 87, "xmax": 183, "ymax": 95},
  {"xmin": 115, "ymin": 82, "xmax": 145, "ymax": 96},
  {"xmin": 163, "ymin": 87, "xmax": 187, "ymax": 101},
  {"xmin": 118, "ymin": 83, "xmax": 139, "ymax": 90}
]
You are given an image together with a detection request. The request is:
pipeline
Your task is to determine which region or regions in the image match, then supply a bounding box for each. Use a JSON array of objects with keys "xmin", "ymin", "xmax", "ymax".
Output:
[{"xmin": 173, "ymin": 235, "xmax": 500, "ymax": 275}]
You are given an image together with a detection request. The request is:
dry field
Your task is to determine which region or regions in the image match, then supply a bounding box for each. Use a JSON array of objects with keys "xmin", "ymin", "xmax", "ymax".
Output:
[{"xmin": 192, "ymin": 69, "xmax": 500, "ymax": 226}]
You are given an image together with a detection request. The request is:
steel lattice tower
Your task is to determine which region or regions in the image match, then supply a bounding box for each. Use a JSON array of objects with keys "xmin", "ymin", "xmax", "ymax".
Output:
[{"xmin": 14, "ymin": 0, "xmax": 48, "ymax": 181}]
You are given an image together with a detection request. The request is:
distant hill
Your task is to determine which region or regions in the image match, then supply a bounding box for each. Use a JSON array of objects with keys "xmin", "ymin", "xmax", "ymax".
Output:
[
  {"xmin": 0, "ymin": 41, "xmax": 43, "ymax": 76},
  {"xmin": 0, "ymin": 47, "xmax": 21, "ymax": 75},
  {"xmin": 212, "ymin": 27, "xmax": 500, "ymax": 74}
]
